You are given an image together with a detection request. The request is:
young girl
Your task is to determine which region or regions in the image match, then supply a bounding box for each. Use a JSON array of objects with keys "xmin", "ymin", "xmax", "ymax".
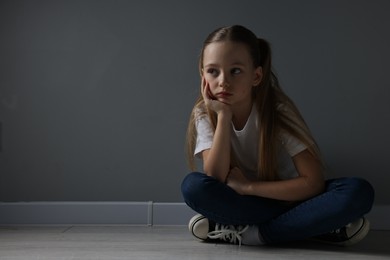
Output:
[{"xmin": 181, "ymin": 25, "xmax": 374, "ymax": 246}]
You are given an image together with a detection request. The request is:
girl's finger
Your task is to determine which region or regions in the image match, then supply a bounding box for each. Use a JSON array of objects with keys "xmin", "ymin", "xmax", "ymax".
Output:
[
  {"xmin": 202, "ymin": 79, "xmax": 211, "ymax": 100},
  {"xmin": 205, "ymin": 84, "xmax": 216, "ymax": 100},
  {"xmin": 201, "ymin": 77, "xmax": 206, "ymax": 94},
  {"xmin": 207, "ymin": 87, "xmax": 214, "ymax": 100}
]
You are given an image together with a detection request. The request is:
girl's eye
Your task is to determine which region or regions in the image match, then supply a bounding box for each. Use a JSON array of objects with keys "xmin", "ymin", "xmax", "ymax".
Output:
[
  {"xmin": 231, "ymin": 68, "xmax": 242, "ymax": 75},
  {"xmin": 207, "ymin": 68, "xmax": 219, "ymax": 77}
]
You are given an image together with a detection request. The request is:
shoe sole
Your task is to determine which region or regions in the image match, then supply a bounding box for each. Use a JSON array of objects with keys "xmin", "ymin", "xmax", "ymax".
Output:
[
  {"xmin": 340, "ymin": 217, "xmax": 370, "ymax": 246},
  {"xmin": 314, "ymin": 218, "xmax": 370, "ymax": 246},
  {"xmin": 188, "ymin": 214, "xmax": 208, "ymax": 240}
]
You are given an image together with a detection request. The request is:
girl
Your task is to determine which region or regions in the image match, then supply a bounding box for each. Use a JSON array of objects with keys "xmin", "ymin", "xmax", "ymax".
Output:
[{"xmin": 181, "ymin": 25, "xmax": 374, "ymax": 246}]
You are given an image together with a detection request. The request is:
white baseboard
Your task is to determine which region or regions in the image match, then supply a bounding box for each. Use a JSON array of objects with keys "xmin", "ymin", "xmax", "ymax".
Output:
[
  {"xmin": 0, "ymin": 202, "xmax": 197, "ymax": 226},
  {"xmin": 0, "ymin": 202, "xmax": 388, "ymax": 230}
]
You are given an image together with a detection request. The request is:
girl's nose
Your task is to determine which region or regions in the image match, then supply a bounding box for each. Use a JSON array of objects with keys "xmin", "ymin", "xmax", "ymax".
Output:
[
  {"xmin": 219, "ymin": 74, "xmax": 230, "ymax": 88},
  {"xmin": 219, "ymin": 81, "xmax": 230, "ymax": 88}
]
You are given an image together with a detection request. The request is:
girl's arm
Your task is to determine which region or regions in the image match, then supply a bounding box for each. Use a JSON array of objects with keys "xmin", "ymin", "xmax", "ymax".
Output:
[
  {"xmin": 227, "ymin": 149, "xmax": 325, "ymax": 201},
  {"xmin": 202, "ymin": 111, "xmax": 232, "ymax": 182},
  {"xmin": 201, "ymin": 78, "xmax": 232, "ymax": 182}
]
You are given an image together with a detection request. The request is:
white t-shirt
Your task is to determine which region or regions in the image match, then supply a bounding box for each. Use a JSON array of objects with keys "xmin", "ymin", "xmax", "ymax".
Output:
[{"xmin": 194, "ymin": 105, "xmax": 307, "ymax": 180}]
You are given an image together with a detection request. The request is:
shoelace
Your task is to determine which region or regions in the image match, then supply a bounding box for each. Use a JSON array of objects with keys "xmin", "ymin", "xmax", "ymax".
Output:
[
  {"xmin": 207, "ymin": 224, "xmax": 249, "ymax": 246},
  {"xmin": 330, "ymin": 223, "xmax": 351, "ymax": 234}
]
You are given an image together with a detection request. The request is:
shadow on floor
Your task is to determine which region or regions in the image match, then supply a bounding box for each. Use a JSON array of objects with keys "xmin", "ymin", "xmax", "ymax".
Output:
[{"xmin": 271, "ymin": 230, "xmax": 390, "ymax": 257}]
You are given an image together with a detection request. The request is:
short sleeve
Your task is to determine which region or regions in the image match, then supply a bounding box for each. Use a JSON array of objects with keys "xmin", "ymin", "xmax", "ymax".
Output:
[
  {"xmin": 280, "ymin": 132, "xmax": 307, "ymax": 157},
  {"xmin": 277, "ymin": 104, "xmax": 309, "ymax": 157},
  {"xmin": 194, "ymin": 115, "xmax": 214, "ymax": 157}
]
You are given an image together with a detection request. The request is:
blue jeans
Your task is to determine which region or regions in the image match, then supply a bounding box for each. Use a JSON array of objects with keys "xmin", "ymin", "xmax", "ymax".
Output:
[{"xmin": 181, "ymin": 172, "xmax": 375, "ymax": 244}]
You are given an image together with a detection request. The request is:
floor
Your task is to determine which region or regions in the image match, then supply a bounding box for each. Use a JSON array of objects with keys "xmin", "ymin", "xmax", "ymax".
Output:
[{"xmin": 0, "ymin": 226, "xmax": 389, "ymax": 260}]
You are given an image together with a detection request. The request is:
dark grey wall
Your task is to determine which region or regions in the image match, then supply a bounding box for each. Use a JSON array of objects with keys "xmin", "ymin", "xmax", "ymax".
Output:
[{"xmin": 0, "ymin": 0, "xmax": 389, "ymax": 203}]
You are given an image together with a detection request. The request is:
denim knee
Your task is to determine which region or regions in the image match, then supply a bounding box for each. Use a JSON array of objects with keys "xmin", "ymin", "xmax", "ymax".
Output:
[
  {"xmin": 348, "ymin": 177, "xmax": 375, "ymax": 213},
  {"xmin": 181, "ymin": 172, "xmax": 205, "ymax": 204},
  {"xmin": 333, "ymin": 177, "xmax": 375, "ymax": 216}
]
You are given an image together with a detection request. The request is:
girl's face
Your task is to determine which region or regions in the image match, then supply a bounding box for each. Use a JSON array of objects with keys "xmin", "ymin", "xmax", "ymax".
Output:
[{"xmin": 202, "ymin": 41, "xmax": 262, "ymax": 108}]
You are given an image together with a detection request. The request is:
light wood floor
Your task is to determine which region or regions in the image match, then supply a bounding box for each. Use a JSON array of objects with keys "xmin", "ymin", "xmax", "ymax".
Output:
[{"xmin": 0, "ymin": 225, "xmax": 389, "ymax": 259}]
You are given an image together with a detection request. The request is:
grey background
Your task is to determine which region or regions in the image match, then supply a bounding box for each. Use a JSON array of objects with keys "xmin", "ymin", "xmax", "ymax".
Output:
[{"xmin": 0, "ymin": 0, "xmax": 389, "ymax": 204}]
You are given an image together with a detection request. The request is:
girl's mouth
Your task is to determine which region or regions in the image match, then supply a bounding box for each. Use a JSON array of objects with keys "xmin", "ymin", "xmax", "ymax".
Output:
[{"xmin": 216, "ymin": 92, "xmax": 233, "ymax": 98}]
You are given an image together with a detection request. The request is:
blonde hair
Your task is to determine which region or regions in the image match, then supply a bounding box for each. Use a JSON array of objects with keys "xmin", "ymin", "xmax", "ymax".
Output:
[{"xmin": 186, "ymin": 25, "xmax": 322, "ymax": 181}]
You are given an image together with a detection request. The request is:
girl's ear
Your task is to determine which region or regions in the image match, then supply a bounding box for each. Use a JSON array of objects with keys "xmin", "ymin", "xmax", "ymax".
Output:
[{"xmin": 253, "ymin": 66, "xmax": 263, "ymax": 86}]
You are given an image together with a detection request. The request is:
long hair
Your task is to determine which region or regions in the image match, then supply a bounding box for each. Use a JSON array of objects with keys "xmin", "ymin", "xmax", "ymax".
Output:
[{"xmin": 186, "ymin": 25, "xmax": 322, "ymax": 181}]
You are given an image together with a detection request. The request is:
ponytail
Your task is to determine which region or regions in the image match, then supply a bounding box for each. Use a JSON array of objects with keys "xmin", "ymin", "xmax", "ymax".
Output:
[
  {"xmin": 254, "ymin": 38, "xmax": 323, "ymax": 181},
  {"xmin": 253, "ymin": 38, "xmax": 279, "ymax": 180}
]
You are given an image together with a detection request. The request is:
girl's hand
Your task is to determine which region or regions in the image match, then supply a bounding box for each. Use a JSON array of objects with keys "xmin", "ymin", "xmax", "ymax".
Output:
[
  {"xmin": 226, "ymin": 167, "xmax": 251, "ymax": 195},
  {"xmin": 202, "ymin": 77, "xmax": 232, "ymax": 117}
]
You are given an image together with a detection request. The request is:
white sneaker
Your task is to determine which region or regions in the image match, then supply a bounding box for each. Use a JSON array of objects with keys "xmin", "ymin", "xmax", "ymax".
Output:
[
  {"xmin": 188, "ymin": 214, "xmax": 210, "ymax": 240},
  {"xmin": 313, "ymin": 217, "xmax": 370, "ymax": 246},
  {"xmin": 188, "ymin": 214, "xmax": 249, "ymax": 245}
]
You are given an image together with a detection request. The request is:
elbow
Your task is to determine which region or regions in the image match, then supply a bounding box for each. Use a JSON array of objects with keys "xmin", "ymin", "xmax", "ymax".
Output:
[
  {"xmin": 203, "ymin": 166, "xmax": 227, "ymax": 183},
  {"xmin": 295, "ymin": 176, "xmax": 325, "ymax": 201},
  {"xmin": 314, "ymin": 182, "xmax": 325, "ymax": 197},
  {"xmin": 307, "ymin": 178, "xmax": 325, "ymax": 198}
]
